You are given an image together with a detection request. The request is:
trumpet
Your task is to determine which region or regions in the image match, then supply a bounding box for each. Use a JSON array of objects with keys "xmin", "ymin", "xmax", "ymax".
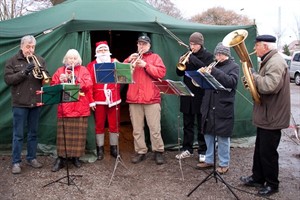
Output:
[
  {"xmin": 198, "ymin": 60, "xmax": 220, "ymax": 74},
  {"xmin": 26, "ymin": 55, "xmax": 51, "ymax": 84},
  {"xmin": 177, "ymin": 51, "xmax": 192, "ymax": 71},
  {"xmin": 131, "ymin": 50, "xmax": 143, "ymax": 67}
]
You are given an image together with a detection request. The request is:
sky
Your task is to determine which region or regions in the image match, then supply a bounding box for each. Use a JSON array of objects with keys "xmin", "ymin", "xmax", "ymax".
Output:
[{"xmin": 171, "ymin": 0, "xmax": 300, "ymax": 46}]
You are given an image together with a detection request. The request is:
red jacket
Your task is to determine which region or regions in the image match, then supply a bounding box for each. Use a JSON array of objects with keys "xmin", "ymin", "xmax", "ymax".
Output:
[
  {"xmin": 86, "ymin": 59, "xmax": 121, "ymax": 107},
  {"xmin": 50, "ymin": 65, "xmax": 93, "ymax": 118},
  {"xmin": 124, "ymin": 51, "xmax": 166, "ymax": 104}
]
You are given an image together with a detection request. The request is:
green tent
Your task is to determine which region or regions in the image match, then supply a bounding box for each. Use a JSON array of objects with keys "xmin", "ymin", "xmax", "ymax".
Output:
[{"xmin": 0, "ymin": 0, "xmax": 257, "ymax": 152}]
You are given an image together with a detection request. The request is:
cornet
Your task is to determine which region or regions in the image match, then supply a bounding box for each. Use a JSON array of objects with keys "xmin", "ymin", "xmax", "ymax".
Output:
[
  {"xmin": 130, "ymin": 50, "xmax": 143, "ymax": 67},
  {"xmin": 177, "ymin": 51, "xmax": 192, "ymax": 71},
  {"xmin": 26, "ymin": 55, "xmax": 51, "ymax": 84}
]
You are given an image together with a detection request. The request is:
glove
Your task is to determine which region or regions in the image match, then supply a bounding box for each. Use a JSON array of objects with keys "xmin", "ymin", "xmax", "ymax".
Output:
[
  {"xmin": 241, "ymin": 76, "xmax": 249, "ymax": 89},
  {"xmin": 24, "ymin": 63, "xmax": 35, "ymax": 75}
]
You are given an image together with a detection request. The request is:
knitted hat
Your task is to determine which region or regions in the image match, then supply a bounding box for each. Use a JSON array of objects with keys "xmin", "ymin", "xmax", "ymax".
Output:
[
  {"xmin": 95, "ymin": 41, "xmax": 109, "ymax": 51},
  {"xmin": 214, "ymin": 42, "xmax": 231, "ymax": 57},
  {"xmin": 189, "ymin": 32, "xmax": 204, "ymax": 45}
]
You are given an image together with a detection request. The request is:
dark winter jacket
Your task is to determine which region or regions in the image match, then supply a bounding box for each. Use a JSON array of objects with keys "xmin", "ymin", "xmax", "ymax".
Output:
[
  {"xmin": 201, "ymin": 58, "xmax": 239, "ymax": 137},
  {"xmin": 176, "ymin": 47, "xmax": 214, "ymax": 114},
  {"xmin": 4, "ymin": 50, "xmax": 47, "ymax": 107}
]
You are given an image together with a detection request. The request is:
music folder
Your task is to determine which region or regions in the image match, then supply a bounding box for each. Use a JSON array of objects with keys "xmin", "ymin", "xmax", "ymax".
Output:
[
  {"xmin": 94, "ymin": 62, "xmax": 133, "ymax": 84},
  {"xmin": 185, "ymin": 70, "xmax": 231, "ymax": 92},
  {"xmin": 153, "ymin": 79, "xmax": 194, "ymax": 96}
]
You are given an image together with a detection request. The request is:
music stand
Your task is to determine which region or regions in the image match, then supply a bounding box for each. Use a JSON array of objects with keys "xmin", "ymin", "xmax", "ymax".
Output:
[
  {"xmin": 95, "ymin": 62, "xmax": 132, "ymax": 186},
  {"xmin": 37, "ymin": 84, "xmax": 83, "ymax": 192},
  {"xmin": 185, "ymin": 71, "xmax": 239, "ymax": 199},
  {"xmin": 153, "ymin": 79, "xmax": 194, "ymax": 181}
]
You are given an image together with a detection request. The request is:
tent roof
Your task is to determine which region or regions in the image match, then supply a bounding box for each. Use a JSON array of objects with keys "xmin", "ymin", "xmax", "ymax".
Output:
[{"xmin": 0, "ymin": 0, "xmax": 243, "ymax": 38}]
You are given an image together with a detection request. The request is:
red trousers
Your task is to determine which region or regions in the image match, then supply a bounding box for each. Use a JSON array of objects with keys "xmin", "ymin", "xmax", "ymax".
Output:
[{"xmin": 94, "ymin": 104, "xmax": 120, "ymax": 134}]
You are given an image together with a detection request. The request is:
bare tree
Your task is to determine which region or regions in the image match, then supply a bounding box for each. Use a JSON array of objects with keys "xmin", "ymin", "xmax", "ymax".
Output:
[
  {"xmin": 146, "ymin": 0, "xmax": 183, "ymax": 19},
  {"xmin": 0, "ymin": 0, "xmax": 52, "ymax": 21},
  {"xmin": 190, "ymin": 7, "xmax": 253, "ymax": 25}
]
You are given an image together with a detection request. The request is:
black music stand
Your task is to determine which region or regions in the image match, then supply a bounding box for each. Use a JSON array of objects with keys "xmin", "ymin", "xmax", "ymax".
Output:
[
  {"xmin": 38, "ymin": 84, "xmax": 83, "ymax": 192},
  {"xmin": 95, "ymin": 62, "xmax": 132, "ymax": 186},
  {"xmin": 185, "ymin": 71, "xmax": 239, "ymax": 199},
  {"xmin": 153, "ymin": 79, "xmax": 194, "ymax": 181}
]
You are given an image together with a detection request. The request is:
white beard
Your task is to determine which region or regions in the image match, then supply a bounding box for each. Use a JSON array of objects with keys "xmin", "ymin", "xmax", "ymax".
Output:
[{"xmin": 95, "ymin": 52, "xmax": 111, "ymax": 63}]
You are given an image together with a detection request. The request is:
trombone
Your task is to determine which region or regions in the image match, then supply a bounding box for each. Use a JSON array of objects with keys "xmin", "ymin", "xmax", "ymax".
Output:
[{"xmin": 131, "ymin": 50, "xmax": 143, "ymax": 67}]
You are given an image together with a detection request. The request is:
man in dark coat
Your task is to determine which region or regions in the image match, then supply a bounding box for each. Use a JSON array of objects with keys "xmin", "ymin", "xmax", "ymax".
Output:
[
  {"xmin": 175, "ymin": 32, "xmax": 214, "ymax": 162},
  {"xmin": 196, "ymin": 42, "xmax": 239, "ymax": 175}
]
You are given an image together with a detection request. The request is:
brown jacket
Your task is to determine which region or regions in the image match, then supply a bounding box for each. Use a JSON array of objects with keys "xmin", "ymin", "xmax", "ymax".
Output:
[{"xmin": 252, "ymin": 50, "xmax": 291, "ymax": 129}]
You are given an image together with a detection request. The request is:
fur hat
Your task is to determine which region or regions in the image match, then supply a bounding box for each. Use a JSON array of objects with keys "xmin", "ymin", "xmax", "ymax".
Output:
[
  {"xmin": 96, "ymin": 41, "xmax": 109, "ymax": 51},
  {"xmin": 189, "ymin": 32, "xmax": 204, "ymax": 45},
  {"xmin": 214, "ymin": 42, "xmax": 231, "ymax": 57}
]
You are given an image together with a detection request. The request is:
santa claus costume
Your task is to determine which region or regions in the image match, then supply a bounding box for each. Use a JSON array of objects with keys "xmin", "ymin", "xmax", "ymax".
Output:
[{"xmin": 87, "ymin": 41, "xmax": 121, "ymax": 160}]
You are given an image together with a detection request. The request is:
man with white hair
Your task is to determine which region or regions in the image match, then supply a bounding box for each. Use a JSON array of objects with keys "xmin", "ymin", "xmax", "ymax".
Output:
[
  {"xmin": 87, "ymin": 41, "xmax": 121, "ymax": 160},
  {"xmin": 240, "ymin": 35, "xmax": 291, "ymax": 196}
]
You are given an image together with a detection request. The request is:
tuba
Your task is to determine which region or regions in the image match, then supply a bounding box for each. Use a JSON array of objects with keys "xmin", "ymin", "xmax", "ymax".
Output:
[
  {"xmin": 177, "ymin": 51, "xmax": 192, "ymax": 71},
  {"xmin": 222, "ymin": 29, "xmax": 261, "ymax": 104},
  {"xmin": 26, "ymin": 55, "xmax": 51, "ymax": 84}
]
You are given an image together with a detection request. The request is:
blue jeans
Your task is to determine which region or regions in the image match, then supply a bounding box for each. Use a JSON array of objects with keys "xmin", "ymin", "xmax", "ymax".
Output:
[
  {"xmin": 204, "ymin": 134, "xmax": 230, "ymax": 167},
  {"xmin": 12, "ymin": 107, "xmax": 40, "ymax": 164}
]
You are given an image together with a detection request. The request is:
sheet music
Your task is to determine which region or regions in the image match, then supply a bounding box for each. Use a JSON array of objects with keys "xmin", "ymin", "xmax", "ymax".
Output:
[
  {"xmin": 153, "ymin": 79, "xmax": 194, "ymax": 96},
  {"xmin": 185, "ymin": 71, "xmax": 231, "ymax": 92}
]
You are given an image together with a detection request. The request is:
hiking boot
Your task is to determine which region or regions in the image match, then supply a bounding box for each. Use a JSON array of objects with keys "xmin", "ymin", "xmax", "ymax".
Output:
[
  {"xmin": 27, "ymin": 159, "xmax": 43, "ymax": 168},
  {"xmin": 12, "ymin": 163, "xmax": 21, "ymax": 174},
  {"xmin": 51, "ymin": 157, "xmax": 64, "ymax": 172},
  {"xmin": 110, "ymin": 145, "xmax": 118, "ymax": 158},
  {"xmin": 155, "ymin": 152, "xmax": 164, "ymax": 165},
  {"xmin": 175, "ymin": 150, "xmax": 193, "ymax": 159},
  {"xmin": 72, "ymin": 157, "xmax": 81, "ymax": 168},
  {"xmin": 131, "ymin": 153, "xmax": 146, "ymax": 164},
  {"xmin": 97, "ymin": 146, "xmax": 104, "ymax": 160}
]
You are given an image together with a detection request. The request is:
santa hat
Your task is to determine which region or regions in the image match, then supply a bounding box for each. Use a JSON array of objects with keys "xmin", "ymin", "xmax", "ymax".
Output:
[{"xmin": 95, "ymin": 41, "xmax": 109, "ymax": 51}]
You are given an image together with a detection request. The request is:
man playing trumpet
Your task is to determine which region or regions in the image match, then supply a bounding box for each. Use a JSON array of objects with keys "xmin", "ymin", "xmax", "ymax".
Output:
[
  {"xmin": 4, "ymin": 35, "xmax": 50, "ymax": 174},
  {"xmin": 175, "ymin": 32, "xmax": 214, "ymax": 163},
  {"xmin": 124, "ymin": 35, "xmax": 166, "ymax": 165}
]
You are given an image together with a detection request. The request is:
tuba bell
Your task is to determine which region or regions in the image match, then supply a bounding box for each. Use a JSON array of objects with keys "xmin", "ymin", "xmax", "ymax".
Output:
[
  {"xmin": 26, "ymin": 55, "xmax": 51, "ymax": 84},
  {"xmin": 222, "ymin": 29, "xmax": 261, "ymax": 104},
  {"xmin": 177, "ymin": 51, "xmax": 192, "ymax": 71}
]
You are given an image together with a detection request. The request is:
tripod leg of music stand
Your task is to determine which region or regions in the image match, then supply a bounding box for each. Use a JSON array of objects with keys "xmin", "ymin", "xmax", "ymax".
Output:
[
  {"xmin": 215, "ymin": 172, "xmax": 240, "ymax": 200},
  {"xmin": 178, "ymin": 159, "xmax": 185, "ymax": 181},
  {"xmin": 187, "ymin": 170, "xmax": 214, "ymax": 197}
]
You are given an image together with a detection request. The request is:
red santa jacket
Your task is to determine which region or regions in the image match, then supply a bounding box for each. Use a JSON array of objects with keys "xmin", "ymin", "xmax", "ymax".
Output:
[
  {"xmin": 124, "ymin": 51, "xmax": 166, "ymax": 104},
  {"xmin": 50, "ymin": 65, "xmax": 93, "ymax": 118},
  {"xmin": 86, "ymin": 59, "xmax": 121, "ymax": 107}
]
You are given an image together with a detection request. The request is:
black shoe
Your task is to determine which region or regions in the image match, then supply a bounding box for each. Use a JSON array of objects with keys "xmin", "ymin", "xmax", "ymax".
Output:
[
  {"xmin": 131, "ymin": 153, "xmax": 145, "ymax": 164},
  {"xmin": 72, "ymin": 157, "xmax": 81, "ymax": 168},
  {"xmin": 258, "ymin": 186, "xmax": 279, "ymax": 196},
  {"xmin": 97, "ymin": 146, "xmax": 104, "ymax": 160},
  {"xmin": 51, "ymin": 157, "xmax": 64, "ymax": 172},
  {"xmin": 240, "ymin": 176, "xmax": 263, "ymax": 187},
  {"xmin": 110, "ymin": 145, "xmax": 118, "ymax": 158},
  {"xmin": 155, "ymin": 152, "xmax": 164, "ymax": 165}
]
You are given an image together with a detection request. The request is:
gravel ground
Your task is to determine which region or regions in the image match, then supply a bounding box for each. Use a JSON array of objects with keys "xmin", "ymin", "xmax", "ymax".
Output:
[{"xmin": 0, "ymin": 83, "xmax": 299, "ymax": 200}]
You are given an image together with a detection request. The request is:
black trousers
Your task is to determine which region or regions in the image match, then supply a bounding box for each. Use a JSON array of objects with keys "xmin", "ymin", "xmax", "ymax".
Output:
[
  {"xmin": 182, "ymin": 113, "xmax": 207, "ymax": 154},
  {"xmin": 252, "ymin": 127, "xmax": 281, "ymax": 188}
]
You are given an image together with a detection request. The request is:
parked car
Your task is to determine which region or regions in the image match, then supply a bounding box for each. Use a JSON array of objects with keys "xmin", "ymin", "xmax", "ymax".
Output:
[{"xmin": 289, "ymin": 51, "xmax": 300, "ymax": 85}]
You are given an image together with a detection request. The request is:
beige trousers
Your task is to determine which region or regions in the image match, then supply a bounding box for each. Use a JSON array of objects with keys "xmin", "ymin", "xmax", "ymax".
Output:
[{"xmin": 129, "ymin": 103, "xmax": 164, "ymax": 154}]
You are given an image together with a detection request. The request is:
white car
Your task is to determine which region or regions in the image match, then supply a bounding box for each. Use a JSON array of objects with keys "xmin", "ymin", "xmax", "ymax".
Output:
[{"xmin": 289, "ymin": 51, "xmax": 300, "ymax": 85}]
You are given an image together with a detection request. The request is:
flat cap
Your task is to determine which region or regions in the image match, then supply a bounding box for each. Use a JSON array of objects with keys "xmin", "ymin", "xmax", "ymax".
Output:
[
  {"xmin": 255, "ymin": 35, "xmax": 276, "ymax": 43},
  {"xmin": 137, "ymin": 35, "xmax": 151, "ymax": 43}
]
